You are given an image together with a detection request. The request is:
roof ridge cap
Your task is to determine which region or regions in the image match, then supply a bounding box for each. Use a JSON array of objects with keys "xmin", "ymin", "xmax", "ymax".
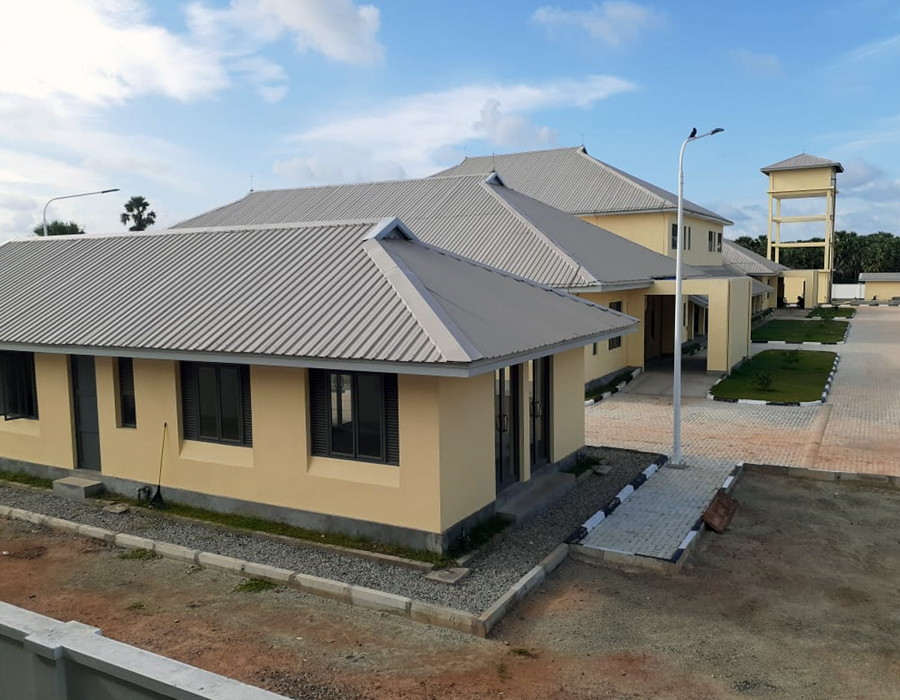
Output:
[{"xmin": 363, "ymin": 238, "xmax": 482, "ymax": 363}]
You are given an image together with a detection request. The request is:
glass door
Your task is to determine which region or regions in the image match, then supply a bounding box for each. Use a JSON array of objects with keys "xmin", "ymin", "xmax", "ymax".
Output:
[
  {"xmin": 529, "ymin": 357, "xmax": 551, "ymax": 469},
  {"xmin": 495, "ymin": 365, "xmax": 520, "ymax": 492}
]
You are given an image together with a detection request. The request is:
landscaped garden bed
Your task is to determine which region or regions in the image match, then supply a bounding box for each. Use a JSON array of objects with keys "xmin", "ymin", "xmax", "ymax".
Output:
[
  {"xmin": 807, "ymin": 307, "xmax": 855, "ymax": 319},
  {"xmin": 752, "ymin": 319, "xmax": 848, "ymax": 344},
  {"xmin": 709, "ymin": 349, "xmax": 837, "ymax": 403}
]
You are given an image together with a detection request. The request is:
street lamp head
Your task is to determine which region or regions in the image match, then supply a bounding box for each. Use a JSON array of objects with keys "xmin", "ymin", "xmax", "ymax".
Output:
[
  {"xmin": 101, "ymin": 188, "xmax": 121, "ymax": 194},
  {"xmin": 710, "ymin": 127, "xmax": 724, "ymax": 135}
]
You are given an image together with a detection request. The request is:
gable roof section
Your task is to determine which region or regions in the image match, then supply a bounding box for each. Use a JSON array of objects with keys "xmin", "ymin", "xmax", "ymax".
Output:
[
  {"xmin": 695, "ymin": 263, "xmax": 774, "ymax": 297},
  {"xmin": 0, "ymin": 220, "xmax": 636, "ymax": 376},
  {"xmin": 432, "ymin": 146, "xmax": 733, "ymax": 225},
  {"xmin": 722, "ymin": 240, "xmax": 788, "ymax": 275},
  {"xmin": 761, "ymin": 153, "xmax": 844, "ymax": 174},
  {"xmin": 174, "ymin": 174, "xmax": 690, "ymax": 290}
]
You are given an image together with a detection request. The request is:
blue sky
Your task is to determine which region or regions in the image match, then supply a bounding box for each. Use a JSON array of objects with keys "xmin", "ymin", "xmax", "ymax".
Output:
[{"xmin": 1, "ymin": 0, "xmax": 899, "ymax": 241}]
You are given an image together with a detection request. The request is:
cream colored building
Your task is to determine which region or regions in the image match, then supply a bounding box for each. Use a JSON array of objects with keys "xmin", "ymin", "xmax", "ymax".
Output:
[
  {"xmin": 0, "ymin": 219, "xmax": 636, "ymax": 553},
  {"xmin": 436, "ymin": 147, "xmax": 757, "ymax": 374},
  {"xmin": 860, "ymin": 272, "xmax": 900, "ymax": 301}
]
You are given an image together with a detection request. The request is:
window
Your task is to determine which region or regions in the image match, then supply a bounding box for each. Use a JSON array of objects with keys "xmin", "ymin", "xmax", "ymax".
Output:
[
  {"xmin": 716, "ymin": 231, "xmax": 723, "ymax": 253},
  {"xmin": 708, "ymin": 231, "xmax": 716, "ymax": 253},
  {"xmin": 117, "ymin": 358, "xmax": 136, "ymax": 428},
  {"xmin": 0, "ymin": 351, "xmax": 38, "ymax": 420},
  {"xmin": 671, "ymin": 223, "xmax": 692, "ymax": 250},
  {"xmin": 309, "ymin": 369, "xmax": 399, "ymax": 465},
  {"xmin": 592, "ymin": 342, "xmax": 598, "ymax": 356},
  {"xmin": 180, "ymin": 362, "xmax": 252, "ymax": 446},
  {"xmin": 608, "ymin": 301, "xmax": 623, "ymax": 349}
]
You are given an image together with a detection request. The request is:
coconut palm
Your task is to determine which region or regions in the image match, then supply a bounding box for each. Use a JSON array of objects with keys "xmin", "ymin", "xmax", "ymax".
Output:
[{"xmin": 120, "ymin": 196, "xmax": 157, "ymax": 232}]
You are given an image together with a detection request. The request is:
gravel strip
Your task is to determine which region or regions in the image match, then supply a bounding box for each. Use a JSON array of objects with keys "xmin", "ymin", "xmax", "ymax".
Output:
[{"xmin": 0, "ymin": 447, "xmax": 656, "ymax": 614}]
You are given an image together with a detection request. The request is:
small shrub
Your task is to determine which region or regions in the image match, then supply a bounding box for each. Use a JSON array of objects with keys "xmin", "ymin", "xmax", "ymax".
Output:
[
  {"xmin": 752, "ymin": 372, "xmax": 773, "ymax": 392},
  {"xmin": 783, "ymin": 350, "xmax": 801, "ymax": 369},
  {"xmin": 233, "ymin": 578, "xmax": 278, "ymax": 593},
  {"xmin": 117, "ymin": 548, "xmax": 159, "ymax": 561}
]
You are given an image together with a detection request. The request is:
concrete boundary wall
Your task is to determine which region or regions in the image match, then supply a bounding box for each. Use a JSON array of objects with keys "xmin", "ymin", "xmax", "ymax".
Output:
[
  {"xmin": 0, "ymin": 505, "xmax": 568, "ymax": 638},
  {"xmin": 0, "ymin": 601, "xmax": 287, "ymax": 700}
]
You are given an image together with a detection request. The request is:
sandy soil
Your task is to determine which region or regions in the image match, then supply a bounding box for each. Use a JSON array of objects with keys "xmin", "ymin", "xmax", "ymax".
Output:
[{"xmin": 1, "ymin": 471, "xmax": 899, "ymax": 699}]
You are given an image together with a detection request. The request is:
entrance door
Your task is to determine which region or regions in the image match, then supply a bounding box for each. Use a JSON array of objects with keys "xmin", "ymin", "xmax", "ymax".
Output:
[
  {"xmin": 71, "ymin": 356, "xmax": 101, "ymax": 471},
  {"xmin": 529, "ymin": 357, "xmax": 551, "ymax": 469},
  {"xmin": 495, "ymin": 365, "xmax": 520, "ymax": 492}
]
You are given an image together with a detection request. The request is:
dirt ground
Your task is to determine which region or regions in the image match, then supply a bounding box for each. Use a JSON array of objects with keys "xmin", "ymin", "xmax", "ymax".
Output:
[{"xmin": 2, "ymin": 471, "xmax": 899, "ymax": 699}]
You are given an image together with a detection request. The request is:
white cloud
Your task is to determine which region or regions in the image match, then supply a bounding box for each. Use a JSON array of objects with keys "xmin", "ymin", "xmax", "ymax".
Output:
[
  {"xmin": 729, "ymin": 49, "xmax": 782, "ymax": 78},
  {"xmin": 278, "ymin": 75, "xmax": 637, "ymax": 185},
  {"xmin": 531, "ymin": 2, "xmax": 664, "ymax": 47}
]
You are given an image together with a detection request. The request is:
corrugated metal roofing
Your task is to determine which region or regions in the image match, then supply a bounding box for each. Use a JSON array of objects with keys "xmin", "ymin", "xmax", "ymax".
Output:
[
  {"xmin": 173, "ymin": 174, "xmax": 685, "ymax": 289},
  {"xmin": 722, "ymin": 240, "xmax": 788, "ymax": 275},
  {"xmin": 0, "ymin": 220, "xmax": 636, "ymax": 372},
  {"xmin": 431, "ymin": 146, "xmax": 733, "ymax": 225},
  {"xmin": 760, "ymin": 153, "xmax": 844, "ymax": 174},
  {"xmin": 859, "ymin": 272, "xmax": 900, "ymax": 282}
]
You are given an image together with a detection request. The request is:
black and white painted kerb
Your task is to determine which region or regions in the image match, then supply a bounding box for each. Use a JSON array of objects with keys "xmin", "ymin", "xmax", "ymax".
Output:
[
  {"xmin": 565, "ymin": 453, "xmax": 668, "ymax": 544},
  {"xmin": 669, "ymin": 464, "xmax": 741, "ymax": 564},
  {"xmin": 584, "ymin": 367, "xmax": 642, "ymax": 407},
  {"xmin": 708, "ymin": 354, "xmax": 841, "ymax": 407},
  {"xmin": 754, "ymin": 322, "xmax": 850, "ymax": 346}
]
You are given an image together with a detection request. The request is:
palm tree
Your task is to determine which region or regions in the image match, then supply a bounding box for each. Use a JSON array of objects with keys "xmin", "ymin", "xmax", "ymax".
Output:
[{"xmin": 120, "ymin": 196, "xmax": 157, "ymax": 232}]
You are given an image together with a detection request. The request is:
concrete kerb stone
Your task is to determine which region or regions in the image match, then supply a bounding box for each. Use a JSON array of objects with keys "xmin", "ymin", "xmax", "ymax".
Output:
[
  {"xmin": 349, "ymin": 585, "xmax": 412, "ymax": 615},
  {"xmin": 114, "ymin": 533, "xmax": 157, "ymax": 552},
  {"xmin": 477, "ymin": 564, "xmax": 547, "ymax": 637},
  {"xmin": 242, "ymin": 561, "xmax": 294, "ymax": 584},
  {"xmin": 410, "ymin": 601, "xmax": 480, "ymax": 635},
  {"xmin": 77, "ymin": 524, "xmax": 117, "ymax": 545},
  {"xmin": 153, "ymin": 541, "xmax": 200, "ymax": 564},
  {"xmin": 741, "ymin": 462, "xmax": 899, "ymax": 489},
  {"xmin": 289, "ymin": 572, "xmax": 352, "ymax": 604},
  {"xmin": 540, "ymin": 543, "xmax": 569, "ymax": 574},
  {"xmin": 584, "ymin": 368, "xmax": 643, "ymax": 407},
  {"xmin": 0, "ymin": 504, "xmax": 10, "ymax": 518},
  {"xmin": 196, "ymin": 551, "xmax": 246, "ymax": 574},
  {"xmin": 10, "ymin": 508, "xmax": 45, "ymax": 526}
]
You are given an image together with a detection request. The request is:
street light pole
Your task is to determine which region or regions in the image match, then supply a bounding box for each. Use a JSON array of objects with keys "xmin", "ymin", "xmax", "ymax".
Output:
[
  {"xmin": 672, "ymin": 127, "xmax": 724, "ymax": 467},
  {"xmin": 41, "ymin": 188, "xmax": 120, "ymax": 237}
]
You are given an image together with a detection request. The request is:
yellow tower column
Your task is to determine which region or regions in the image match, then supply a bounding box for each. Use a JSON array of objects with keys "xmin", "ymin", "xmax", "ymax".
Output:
[{"xmin": 761, "ymin": 154, "xmax": 843, "ymax": 306}]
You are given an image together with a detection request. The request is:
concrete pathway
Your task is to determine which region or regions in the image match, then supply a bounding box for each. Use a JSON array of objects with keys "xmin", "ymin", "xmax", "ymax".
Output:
[{"xmin": 579, "ymin": 306, "xmax": 900, "ymax": 561}]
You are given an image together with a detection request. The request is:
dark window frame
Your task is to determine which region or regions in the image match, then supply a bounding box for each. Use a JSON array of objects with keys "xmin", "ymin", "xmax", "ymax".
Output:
[
  {"xmin": 0, "ymin": 351, "xmax": 38, "ymax": 421},
  {"xmin": 309, "ymin": 369, "xmax": 399, "ymax": 466},
  {"xmin": 180, "ymin": 362, "xmax": 252, "ymax": 447},
  {"xmin": 117, "ymin": 357, "xmax": 136, "ymax": 428},
  {"xmin": 608, "ymin": 301, "xmax": 623, "ymax": 349},
  {"xmin": 672, "ymin": 223, "xmax": 692, "ymax": 250}
]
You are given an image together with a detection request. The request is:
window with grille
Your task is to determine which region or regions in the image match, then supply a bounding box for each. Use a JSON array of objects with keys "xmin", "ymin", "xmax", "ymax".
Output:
[
  {"xmin": 0, "ymin": 351, "xmax": 38, "ymax": 421},
  {"xmin": 180, "ymin": 362, "xmax": 252, "ymax": 446},
  {"xmin": 309, "ymin": 369, "xmax": 399, "ymax": 465},
  {"xmin": 117, "ymin": 358, "xmax": 136, "ymax": 428}
]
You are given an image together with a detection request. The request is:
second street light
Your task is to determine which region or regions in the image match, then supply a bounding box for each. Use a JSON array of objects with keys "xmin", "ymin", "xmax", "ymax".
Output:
[
  {"xmin": 671, "ymin": 127, "xmax": 724, "ymax": 468},
  {"xmin": 41, "ymin": 188, "xmax": 120, "ymax": 237}
]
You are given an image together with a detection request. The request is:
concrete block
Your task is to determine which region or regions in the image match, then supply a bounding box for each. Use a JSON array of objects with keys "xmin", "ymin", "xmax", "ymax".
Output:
[
  {"xmin": 196, "ymin": 551, "xmax": 246, "ymax": 574},
  {"xmin": 242, "ymin": 561, "xmax": 294, "ymax": 584},
  {"xmin": 349, "ymin": 586, "xmax": 411, "ymax": 615},
  {"xmin": 52, "ymin": 476, "xmax": 105, "ymax": 501},
  {"xmin": 77, "ymin": 524, "xmax": 116, "ymax": 544},
  {"xmin": 540, "ymin": 544, "xmax": 569, "ymax": 574},
  {"xmin": 42, "ymin": 516, "xmax": 80, "ymax": 534},
  {"xmin": 409, "ymin": 600, "xmax": 478, "ymax": 634},
  {"xmin": 114, "ymin": 533, "xmax": 157, "ymax": 551},
  {"xmin": 10, "ymin": 509, "xmax": 45, "ymax": 526},
  {"xmin": 0, "ymin": 505, "xmax": 10, "ymax": 518},
  {"xmin": 787, "ymin": 466, "xmax": 837, "ymax": 482},
  {"xmin": 840, "ymin": 471, "xmax": 891, "ymax": 485},
  {"xmin": 153, "ymin": 541, "xmax": 199, "ymax": 564},
  {"xmin": 478, "ymin": 587, "xmax": 517, "ymax": 636},
  {"xmin": 515, "ymin": 565, "xmax": 546, "ymax": 599},
  {"xmin": 290, "ymin": 573, "xmax": 352, "ymax": 603},
  {"xmin": 424, "ymin": 567, "xmax": 470, "ymax": 585}
]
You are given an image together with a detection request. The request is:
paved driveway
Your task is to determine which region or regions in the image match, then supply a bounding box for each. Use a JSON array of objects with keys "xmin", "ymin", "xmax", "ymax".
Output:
[{"xmin": 586, "ymin": 306, "xmax": 900, "ymax": 476}]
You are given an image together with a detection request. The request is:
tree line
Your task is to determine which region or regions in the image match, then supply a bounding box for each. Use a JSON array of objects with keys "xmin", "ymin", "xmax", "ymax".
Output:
[
  {"xmin": 734, "ymin": 231, "xmax": 900, "ymax": 284},
  {"xmin": 35, "ymin": 195, "xmax": 156, "ymax": 237}
]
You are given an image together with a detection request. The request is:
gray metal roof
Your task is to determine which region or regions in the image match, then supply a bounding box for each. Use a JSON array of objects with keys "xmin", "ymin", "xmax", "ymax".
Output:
[
  {"xmin": 431, "ymin": 146, "xmax": 733, "ymax": 225},
  {"xmin": 0, "ymin": 219, "xmax": 636, "ymax": 376},
  {"xmin": 859, "ymin": 272, "xmax": 900, "ymax": 282},
  {"xmin": 174, "ymin": 174, "xmax": 690, "ymax": 290},
  {"xmin": 760, "ymin": 153, "xmax": 844, "ymax": 174},
  {"xmin": 722, "ymin": 240, "xmax": 788, "ymax": 276}
]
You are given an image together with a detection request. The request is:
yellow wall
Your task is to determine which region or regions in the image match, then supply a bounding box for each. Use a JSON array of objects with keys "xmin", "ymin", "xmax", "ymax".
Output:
[
  {"xmin": 0, "ymin": 354, "xmax": 76, "ymax": 468},
  {"xmin": 649, "ymin": 277, "xmax": 751, "ymax": 372},
  {"xmin": 577, "ymin": 289, "xmax": 646, "ymax": 381},
  {"xmin": 769, "ymin": 169, "xmax": 834, "ymax": 194},
  {"xmin": 550, "ymin": 348, "xmax": 585, "ymax": 462},
  {"xmin": 783, "ymin": 270, "xmax": 819, "ymax": 308},
  {"xmin": 866, "ymin": 281, "xmax": 900, "ymax": 301},
  {"xmin": 580, "ymin": 212, "xmax": 667, "ymax": 255}
]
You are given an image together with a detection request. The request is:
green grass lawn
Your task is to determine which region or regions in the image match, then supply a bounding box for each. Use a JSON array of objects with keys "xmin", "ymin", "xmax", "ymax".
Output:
[
  {"xmin": 710, "ymin": 350, "xmax": 836, "ymax": 402},
  {"xmin": 752, "ymin": 319, "xmax": 848, "ymax": 343},
  {"xmin": 807, "ymin": 307, "xmax": 855, "ymax": 319}
]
